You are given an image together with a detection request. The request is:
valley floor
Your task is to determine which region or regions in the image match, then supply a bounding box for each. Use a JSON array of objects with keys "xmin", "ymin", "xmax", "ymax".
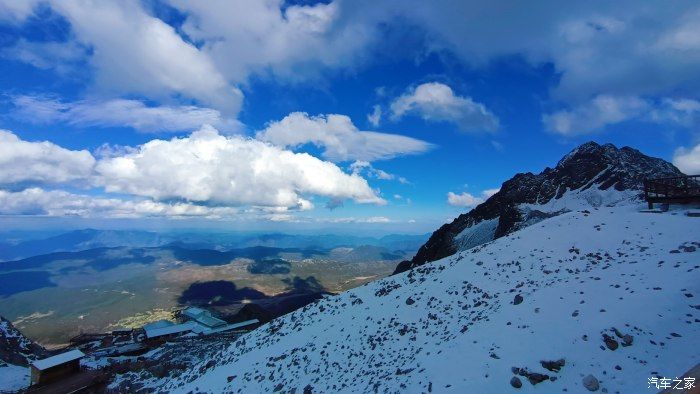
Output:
[{"xmin": 113, "ymin": 205, "xmax": 699, "ymax": 393}]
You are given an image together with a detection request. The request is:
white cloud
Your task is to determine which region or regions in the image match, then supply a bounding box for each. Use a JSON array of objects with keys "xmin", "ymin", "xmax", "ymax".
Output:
[
  {"xmin": 2, "ymin": 39, "xmax": 85, "ymax": 74},
  {"xmin": 256, "ymin": 112, "xmax": 433, "ymax": 162},
  {"xmin": 543, "ymin": 95, "xmax": 648, "ymax": 135},
  {"xmin": 544, "ymin": 95, "xmax": 700, "ymax": 135},
  {"xmin": 481, "ymin": 188, "xmax": 500, "ymax": 198},
  {"xmin": 447, "ymin": 188, "xmax": 499, "ymax": 208},
  {"xmin": 349, "ymin": 161, "xmax": 405, "ymax": 182},
  {"xmin": 447, "ymin": 191, "xmax": 483, "ymax": 208},
  {"xmin": 169, "ymin": 1, "xmax": 378, "ymax": 84},
  {"xmin": 0, "ymin": 130, "xmax": 95, "ymax": 185},
  {"xmin": 0, "ymin": 188, "xmax": 239, "ymax": 219},
  {"xmin": 321, "ymin": 216, "xmax": 392, "ymax": 224},
  {"xmin": 673, "ymin": 144, "xmax": 700, "ymax": 174},
  {"xmin": 12, "ymin": 96, "xmax": 241, "ymax": 133},
  {"xmin": 0, "ymin": 127, "xmax": 388, "ymax": 217},
  {"xmin": 390, "ymin": 82, "xmax": 499, "ymax": 132},
  {"xmin": 395, "ymin": 2, "xmax": 700, "ymax": 102},
  {"xmin": 95, "ymin": 125, "xmax": 385, "ymax": 209},
  {"xmin": 9, "ymin": 1, "xmax": 700, "ymax": 118},
  {"xmin": 543, "ymin": 95, "xmax": 649, "ymax": 135},
  {"xmin": 0, "ymin": 0, "xmax": 40, "ymax": 22},
  {"xmin": 43, "ymin": 0, "xmax": 243, "ymax": 115},
  {"xmin": 367, "ymin": 105, "xmax": 382, "ymax": 127},
  {"xmin": 650, "ymin": 98, "xmax": 700, "ymax": 127}
]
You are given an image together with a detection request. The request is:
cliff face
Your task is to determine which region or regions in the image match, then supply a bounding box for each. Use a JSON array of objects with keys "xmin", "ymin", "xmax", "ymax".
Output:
[{"xmin": 394, "ymin": 141, "xmax": 684, "ymax": 274}]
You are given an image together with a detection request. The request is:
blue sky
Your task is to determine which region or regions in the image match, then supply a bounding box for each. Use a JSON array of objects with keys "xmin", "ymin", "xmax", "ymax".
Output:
[{"xmin": 0, "ymin": 0, "xmax": 699, "ymax": 233}]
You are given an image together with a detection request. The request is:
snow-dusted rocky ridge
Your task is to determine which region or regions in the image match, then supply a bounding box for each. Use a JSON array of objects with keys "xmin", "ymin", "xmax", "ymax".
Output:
[
  {"xmin": 0, "ymin": 316, "xmax": 45, "ymax": 367},
  {"xmin": 114, "ymin": 204, "xmax": 699, "ymax": 393},
  {"xmin": 394, "ymin": 141, "xmax": 683, "ymax": 274},
  {"xmin": 0, "ymin": 316, "xmax": 46, "ymax": 391}
]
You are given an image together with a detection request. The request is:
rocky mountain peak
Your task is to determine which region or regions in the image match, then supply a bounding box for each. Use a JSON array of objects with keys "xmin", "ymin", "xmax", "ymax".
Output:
[{"xmin": 394, "ymin": 141, "xmax": 684, "ymax": 274}]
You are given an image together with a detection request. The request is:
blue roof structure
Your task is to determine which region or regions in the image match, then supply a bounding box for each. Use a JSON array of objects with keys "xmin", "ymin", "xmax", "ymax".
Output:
[{"xmin": 143, "ymin": 319, "xmax": 175, "ymax": 331}]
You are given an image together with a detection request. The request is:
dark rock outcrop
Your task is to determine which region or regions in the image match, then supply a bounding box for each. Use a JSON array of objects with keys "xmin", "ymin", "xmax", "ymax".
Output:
[
  {"xmin": 0, "ymin": 316, "xmax": 47, "ymax": 366},
  {"xmin": 394, "ymin": 141, "xmax": 683, "ymax": 274}
]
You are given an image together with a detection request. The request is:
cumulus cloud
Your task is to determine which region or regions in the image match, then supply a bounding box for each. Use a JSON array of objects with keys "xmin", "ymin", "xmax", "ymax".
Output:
[
  {"xmin": 9, "ymin": 1, "xmax": 700, "ymax": 118},
  {"xmin": 0, "ymin": 188, "xmax": 239, "ymax": 218},
  {"xmin": 95, "ymin": 125, "xmax": 385, "ymax": 209},
  {"xmin": 169, "ymin": 1, "xmax": 378, "ymax": 84},
  {"xmin": 544, "ymin": 95, "xmax": 700, "ymax": 135},
  {"xmin": 673, "ymin": 144, "xmax": 700, "ymax": 174},
  {"xmin": 256, "ymin": 112, "xmax": 433, "ymax": 162},
  {"xmin": 447, "ymin": 191, "xmax": 483, "ymax": 208},
  {"xmin": 390, "ymin": 82, "xmax": 499, "ymax": 132},
  {"xmin": 0, "ymin": 127, "xmax": 387, "ymax": 217},
  {"xmin": 447, "ymin": 188, "xmax": 499, "ymax": 208},
  {"xmin": 11, "ymin": 96, "xmax": 241, "ymax": 133},
  {"xmin": 0, "ymin": 130, "xmax": 95, "ymax": 185},
  {"xmin": 37, "ymin": 0, "xmax": 243, "ymax": 115}
]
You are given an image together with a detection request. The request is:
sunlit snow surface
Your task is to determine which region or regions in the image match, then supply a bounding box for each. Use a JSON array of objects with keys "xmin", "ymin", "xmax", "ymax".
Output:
[
  {"xmin": 114, "ymin": 204, "xmax": 699, "ymax": 393},
  {"xmin": 0, "ymin": 364, "xmax": 29, "ymax": 391}
]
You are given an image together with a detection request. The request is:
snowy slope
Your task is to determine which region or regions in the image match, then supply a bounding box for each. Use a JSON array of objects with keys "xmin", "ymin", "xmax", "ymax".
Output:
[
  {"xmin": 114, "ymin": 205, "xmax": 699, "ymax": 393},
  {"xmin": 0, "ymin": 364, "xmax": 30, "ymax": 392}
]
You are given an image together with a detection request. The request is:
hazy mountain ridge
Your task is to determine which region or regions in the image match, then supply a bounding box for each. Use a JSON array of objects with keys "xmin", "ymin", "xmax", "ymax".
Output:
[
  {"xmin": 0, "ymin": 231, "xmax": 428, "ymax": 262},
  {"xmin": 395, "ymin": 141, "xmax": 684, "ymax": 274}
]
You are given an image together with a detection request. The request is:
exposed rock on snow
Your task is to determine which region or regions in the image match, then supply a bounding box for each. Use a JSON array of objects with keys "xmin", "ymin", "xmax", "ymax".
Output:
[
  {"xmin": 513, "ymin": 294, "xmax": 524, "ymax": 305},
  {"xmin": 582, "ymin": 374, "xmax": 600, "ymax": 391},
  {"xmin": 509, "ymin": 376, "xmax": 522, "ymax": 388}
]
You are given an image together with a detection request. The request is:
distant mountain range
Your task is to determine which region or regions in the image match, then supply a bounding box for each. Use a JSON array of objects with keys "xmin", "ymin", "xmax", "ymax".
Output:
[
  {"xmin": 394, "ymin": 141, "xmax": 684, "ymax": 274},
  {"xmin": 0, "ymin": 230, "xmax": 429, "ymax": 262}
]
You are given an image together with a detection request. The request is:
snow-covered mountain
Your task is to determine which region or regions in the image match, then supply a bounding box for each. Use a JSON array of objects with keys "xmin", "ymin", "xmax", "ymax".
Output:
[
  {"xmin": 112, "ymin": 203, "xmax": 699, "ymax": 393},
  {"xmin": 394, "ymin": 141, "xmax": 683, "ymax": 274}
]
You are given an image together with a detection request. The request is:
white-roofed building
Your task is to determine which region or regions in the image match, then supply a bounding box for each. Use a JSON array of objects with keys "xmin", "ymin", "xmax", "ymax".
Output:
[
  {"xmin": 144, "ymin": 321, "xmax": 198, "ymax": 339},
  {"xmin": 30, "ymin": 349, "xmax": 85, "ymax": 385},
  {"xmin": 180, "ymin": 307, "xmax": 227, "ymax": 328}
]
